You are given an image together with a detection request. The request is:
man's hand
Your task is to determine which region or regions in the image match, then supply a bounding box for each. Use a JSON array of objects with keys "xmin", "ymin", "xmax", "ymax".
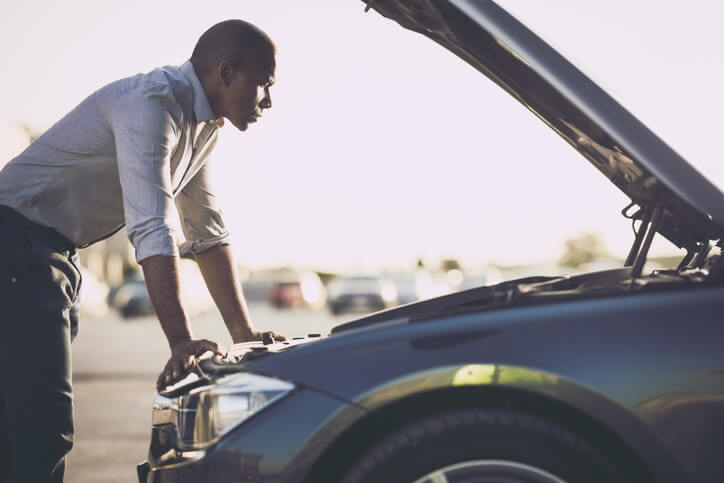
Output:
[
  {"xmin": 196, "ymin": 246, "xmax": 284, "ymax": 343},
  {"xmin": 157, "ymin": 338, "xmax": 224, "ymax": 391},
  {"xmin": 241, "ymin": 329, "xmax": 287, "ymax": 344}
]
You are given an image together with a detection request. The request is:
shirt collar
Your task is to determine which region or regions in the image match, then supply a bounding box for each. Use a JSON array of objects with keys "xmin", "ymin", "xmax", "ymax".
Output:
[{"xmin": 180, "ymin": 60, "xmax": 216, "ymax": 123}]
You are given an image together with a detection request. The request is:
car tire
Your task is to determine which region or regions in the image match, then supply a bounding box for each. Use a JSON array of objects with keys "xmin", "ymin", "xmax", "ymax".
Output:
[{"xmin": 339, "ymin": 408, "xmax": 632, "ymax": 483}]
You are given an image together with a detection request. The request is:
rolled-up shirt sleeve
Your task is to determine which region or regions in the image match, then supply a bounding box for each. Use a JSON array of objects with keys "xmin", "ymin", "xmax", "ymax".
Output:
[
  {"xmin": 175, "ymin": 148, "xmax": 231, "ymax": 257},
  {"xmin": 108, "ymin": 86, "xmax": 181, "ymax": 263}
]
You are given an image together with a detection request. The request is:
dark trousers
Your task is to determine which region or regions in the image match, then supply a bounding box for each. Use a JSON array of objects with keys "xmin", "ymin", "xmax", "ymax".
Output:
[{"xmin": 0, "ymin": 206, "xmax": 81, "ymax": 483}]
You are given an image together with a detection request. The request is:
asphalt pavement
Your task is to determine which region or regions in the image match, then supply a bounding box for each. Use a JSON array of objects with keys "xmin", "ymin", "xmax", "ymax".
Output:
[{"xmin": 66, "ymin": 303, "xmax": 347, "ymax": 483}]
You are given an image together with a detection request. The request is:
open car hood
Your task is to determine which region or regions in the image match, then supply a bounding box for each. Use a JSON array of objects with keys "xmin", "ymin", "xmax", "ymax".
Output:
[{"xmin": 361, "ymin": 0, "xmax": 724, "ymax": 250}]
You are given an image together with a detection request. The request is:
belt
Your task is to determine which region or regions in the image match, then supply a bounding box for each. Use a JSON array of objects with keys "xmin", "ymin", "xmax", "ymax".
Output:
[{"xmin": 0, "ymin": 205, "xmax": 77, "ymax": 252}]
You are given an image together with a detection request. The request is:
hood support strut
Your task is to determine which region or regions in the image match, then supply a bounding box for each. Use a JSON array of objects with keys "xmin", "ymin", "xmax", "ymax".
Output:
[
  {"xmin": 625, "ymin": 203, "xmax": 664, "ymax": 280},
  {"xmin": 623, "ymin": 203, "xmax": 651, "ymax": 268}
]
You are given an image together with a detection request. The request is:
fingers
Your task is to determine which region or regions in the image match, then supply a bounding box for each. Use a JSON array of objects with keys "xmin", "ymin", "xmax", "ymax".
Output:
[
  {"xmin": 157, "ymin": 359, "xmax": 174, "ymax": 391},
  {"xmin": 273, "ymin": 332, "xmax": 287, "ymax": 342},
  {"xmin": 156, "ymin": 353, "xmax": 197, "ymax": 391},
  {"xmin": 156, "ymin": 334, "xmax": 290, "ymax": 392},
  {"xmin": 263, "ymin": 331, "xmax": 286, "ymax": 342},
  {"xmin": 156, "ymin": 371, "xmax": 166, "ymax": 391},
  {"xmin": 183, "ymin": 354, "xmax": 195, "ymax": 371},
  {"xmin": 172, "ymin": 339, "xmax": 223, "ymax": 357},
  {"xmin": 199, "ymin": 339, "xmax": 224, "ymax": 355},
  {"xmin": 157, "ymin": 338, "xmax": 227, "ymax": 392},
  {"xmin": 172, "ymin": 357, "xmax": 184, "ymax": 382},
  {"xmin": 251, "ymin": 330, "xmax": 287, "ymax": 343}
]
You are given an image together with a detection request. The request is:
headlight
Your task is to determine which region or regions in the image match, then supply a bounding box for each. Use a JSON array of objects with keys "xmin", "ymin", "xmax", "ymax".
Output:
[{"xmin": 176, "ymin": 373, "xmax": 294, "ymax": 449}]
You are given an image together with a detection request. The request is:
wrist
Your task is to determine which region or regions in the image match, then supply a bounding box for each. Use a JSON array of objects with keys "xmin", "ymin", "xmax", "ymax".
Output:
[
  {"xmin": 230, "ymin": 325, "xmax": 256, "ymax": 343},
  {"xmin": 169, "ymin": 334, "xmax": 193, "ymax": 351}
]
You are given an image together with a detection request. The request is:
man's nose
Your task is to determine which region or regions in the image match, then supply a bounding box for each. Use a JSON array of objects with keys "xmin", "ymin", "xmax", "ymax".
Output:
[{"xmin": 260, "ymin": 89, "xmax": 272, "ymax": 110}]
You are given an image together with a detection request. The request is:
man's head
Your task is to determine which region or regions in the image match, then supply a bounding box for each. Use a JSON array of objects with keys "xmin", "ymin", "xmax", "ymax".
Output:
[{"xmin": 191, "ymin": 20, "xmax": 276, "ymax": 131}]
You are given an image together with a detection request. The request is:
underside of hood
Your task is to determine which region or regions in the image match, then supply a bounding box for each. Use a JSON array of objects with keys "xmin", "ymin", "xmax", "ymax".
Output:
[{"xmin": 361, "ymin": 0, "xmax": 724, "ymax": 251}]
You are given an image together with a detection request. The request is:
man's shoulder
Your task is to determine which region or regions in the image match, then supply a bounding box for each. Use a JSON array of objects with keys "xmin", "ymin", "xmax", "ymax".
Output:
[{"xmin": 102, "ymin": 66, "xmax": 193, "ymax": 122}]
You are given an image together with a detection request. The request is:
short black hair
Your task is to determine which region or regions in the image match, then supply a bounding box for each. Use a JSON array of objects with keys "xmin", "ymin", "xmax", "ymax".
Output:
[{"xmin": 191, "ymin": 19, "xmax": 276, "ymax": 78}]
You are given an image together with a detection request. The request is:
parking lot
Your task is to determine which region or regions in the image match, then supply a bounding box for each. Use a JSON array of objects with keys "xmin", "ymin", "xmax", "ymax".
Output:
[{"xmin": 66, "ymin": 304, "xmax": 348, "ymax": 483}]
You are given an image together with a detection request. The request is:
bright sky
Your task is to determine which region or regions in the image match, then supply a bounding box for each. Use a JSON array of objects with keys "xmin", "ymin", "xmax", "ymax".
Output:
[{"xmin": 1, "ymin": 1, "xmax": 722, "ymax": 272}]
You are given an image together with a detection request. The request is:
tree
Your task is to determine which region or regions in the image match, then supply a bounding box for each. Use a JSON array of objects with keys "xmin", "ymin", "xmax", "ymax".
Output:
[{"xmin": 558, "ymin": 233, "xmax": 609, "ymax": 268}]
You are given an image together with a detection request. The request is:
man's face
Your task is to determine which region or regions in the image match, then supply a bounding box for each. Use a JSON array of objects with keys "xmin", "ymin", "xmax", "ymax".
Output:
[{"xmin": 218, "ymin": 61, "xmax": 274, "ymax": 131}]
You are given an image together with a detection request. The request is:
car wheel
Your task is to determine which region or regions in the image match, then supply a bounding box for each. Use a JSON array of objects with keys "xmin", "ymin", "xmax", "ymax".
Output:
[{"xmin": 339, "ymin": 408, "xmax": 631, "ymax": 483}]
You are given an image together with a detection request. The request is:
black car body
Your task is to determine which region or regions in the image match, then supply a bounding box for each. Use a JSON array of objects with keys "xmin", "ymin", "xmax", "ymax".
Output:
[{"xmin": 139, "ymin": 1, "xmax": 724, "ymax": 482}]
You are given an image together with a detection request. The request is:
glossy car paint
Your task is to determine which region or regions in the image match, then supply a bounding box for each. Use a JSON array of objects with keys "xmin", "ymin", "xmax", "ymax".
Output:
[
  {"xmin": 143, "ymin": 1, "xmax": 724, "ymax": 482},
  {"xmin": 253, "ymin": 285, "xmax": 724, "ymax": 482},
  {"xmin": 145, "ymin": 281, "xmax": 724, "ymax": 482}
]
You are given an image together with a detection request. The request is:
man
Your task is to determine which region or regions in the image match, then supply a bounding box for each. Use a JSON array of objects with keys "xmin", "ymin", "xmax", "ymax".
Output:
[{"xmin": 0, "ymin": 19, "xmax": 283, "ymax": 482}]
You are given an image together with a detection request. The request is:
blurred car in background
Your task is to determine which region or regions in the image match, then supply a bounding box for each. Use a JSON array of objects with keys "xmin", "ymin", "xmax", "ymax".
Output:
[
  {"xmin": 109, "ymin": 259, "xmax": 213, "ymax": 319},
  {"xmin": 327, "ymin": 275, "xmax": 398, "ymax": 314},
  {"xmin": 240, "ymin": 269, "xmax": 280, "ymax": 303},
  {"xmin": 268, "ymin": 270, "xmax": 327, "ymax": 310},
  {"xmin": 387, "ymin": 270, "xmax": 434, "ymax": 304},
  {"xmin": 110, "ymin": 278, "xmax": 153, "ymax": 318}
]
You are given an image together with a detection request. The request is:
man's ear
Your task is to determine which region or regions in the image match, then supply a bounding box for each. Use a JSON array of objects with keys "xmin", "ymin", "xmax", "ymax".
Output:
[{"xmin": 218, "ymin": 60, "xmax": 234, "ymax": 87}]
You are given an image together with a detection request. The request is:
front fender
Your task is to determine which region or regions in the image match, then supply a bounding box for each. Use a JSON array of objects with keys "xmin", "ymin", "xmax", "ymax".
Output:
[{"xmin": 351, "ymin": 363, "xmax": 686, "ymax": 483}]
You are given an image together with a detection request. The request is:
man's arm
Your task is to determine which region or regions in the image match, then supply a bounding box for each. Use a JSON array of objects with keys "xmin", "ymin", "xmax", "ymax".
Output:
[
  {"xmin": 108, "ymin": 93, "xmax": 231, "ymax": 391},
  {"xmin": 194, "ymin": 244, "xmax": 285, "ymax": 343},
  {"xmin": 141, "ymin": 254, "xmax": 223, "ymax": 390}
]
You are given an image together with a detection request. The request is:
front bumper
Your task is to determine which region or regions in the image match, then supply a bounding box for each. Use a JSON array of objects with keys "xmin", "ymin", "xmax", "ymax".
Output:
[{"xmin": 139, "ymin": 387, "xmax": 365, "ymax": 483}]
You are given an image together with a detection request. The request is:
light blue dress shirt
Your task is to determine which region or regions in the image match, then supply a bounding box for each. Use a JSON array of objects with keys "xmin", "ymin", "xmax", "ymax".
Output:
[{"xmin": 0, "ymin": 61, "xmax": 229, "ymax": 262}]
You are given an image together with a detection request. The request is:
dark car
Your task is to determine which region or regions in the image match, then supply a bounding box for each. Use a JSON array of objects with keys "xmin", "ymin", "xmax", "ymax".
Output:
[
  {"xmin": 327, "ymin": 275, "xmax": 399, "ymax": 314},
  {"xmin": 138, "ymin": 1, "xmax": 724, "ymax": 482},
  {"xmin": 111, "ymin": 278, "xmax": 154, "ymax": 318}
]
